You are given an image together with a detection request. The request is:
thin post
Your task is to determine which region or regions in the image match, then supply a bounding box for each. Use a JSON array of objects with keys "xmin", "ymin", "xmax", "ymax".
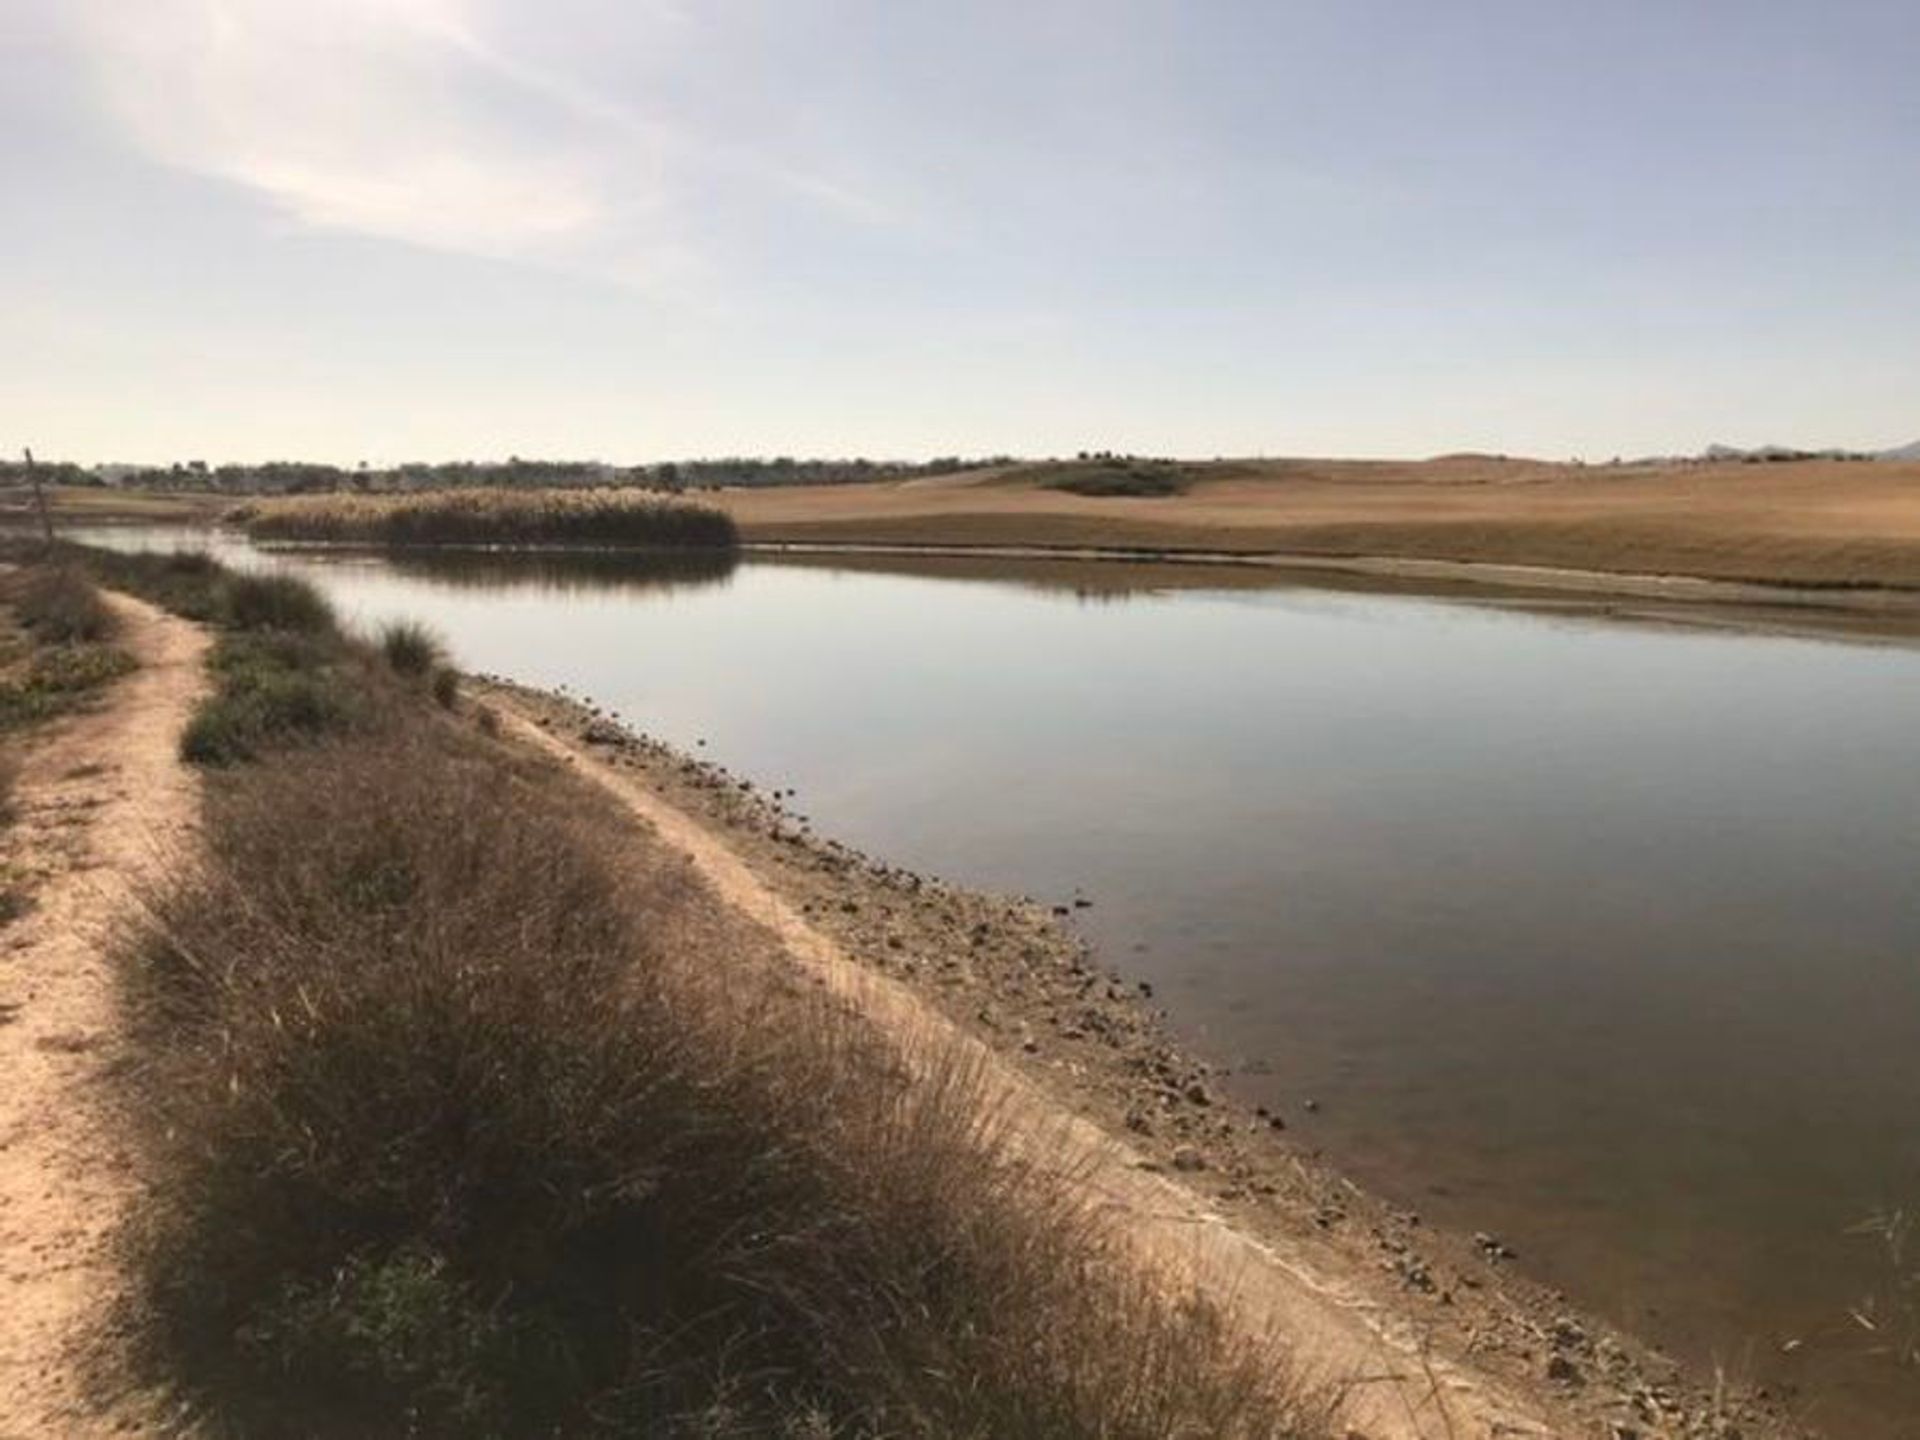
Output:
[{"xmin": 23, "ymin": 447, "xmax": 54, "ymax": 550}]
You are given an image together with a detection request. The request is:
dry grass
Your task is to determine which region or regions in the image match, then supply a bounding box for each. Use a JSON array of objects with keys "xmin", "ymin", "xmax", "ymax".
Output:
[
  {"xmin": 714, "ymin": 456, "xmax": 1920, "ymax": 589},
  {"xmin": 118, "ymin": 724, "xmax": 1321, "ymax": 1437},
  {"xmin": 14, "ymin": 566, "xmax": 118, "ymax": 644},
  {"xmin": 237, "ymin": 488, "xmax": 739, "ymax": 551},
  {"xmin": 101, "ymin": 543, "xmax": 1322, "ymax": 1437},
  {"xmin": 0, "ymin": 566, "xmax": 136, "ymax": 732}
]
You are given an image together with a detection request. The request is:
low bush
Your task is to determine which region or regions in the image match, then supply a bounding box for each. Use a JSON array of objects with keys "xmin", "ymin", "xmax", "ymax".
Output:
[
  {"xmin": 37, "ymin": 544, "xmax": 228, "ymax": 622},
  {"xmin": 0, "ymin": 565, "xmax": 136, "ymax": 730},
  {"xmin": 1041, "ymin": 460, "xmax": 1192, "ymax": 498},
  {"xmin": 222, "ymin": 572, "xmax": 336, "ymax": 634},
  {"xmin": 179, "ymin": 633, "xmax": 367, "ymax": 766},
  {"xmin": 21, "ymin": 643, "xmax": 136, "ymax": 696}
]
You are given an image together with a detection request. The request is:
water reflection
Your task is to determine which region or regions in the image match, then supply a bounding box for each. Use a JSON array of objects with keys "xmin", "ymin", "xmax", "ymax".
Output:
[{"xmin": 270, "ymin": 543, "xmax": 741, "ymax": 598}]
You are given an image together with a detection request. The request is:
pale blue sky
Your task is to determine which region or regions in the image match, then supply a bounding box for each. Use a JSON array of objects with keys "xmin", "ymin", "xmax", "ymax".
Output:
[{"xmin": 4, "ymin": 1, "xmax": 1916, "ymax": 464}]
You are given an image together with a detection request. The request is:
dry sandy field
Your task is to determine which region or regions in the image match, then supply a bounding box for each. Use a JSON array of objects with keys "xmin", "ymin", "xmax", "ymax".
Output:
[{"xmin": 715, "ymin": 456, "xmax": 1920, "ymax": 590}]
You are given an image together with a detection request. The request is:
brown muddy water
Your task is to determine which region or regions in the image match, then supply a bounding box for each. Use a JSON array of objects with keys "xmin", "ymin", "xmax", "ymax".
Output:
[{"xmin": 82, "ymin": 530, "xmax": 1920, "ymax": 1435}]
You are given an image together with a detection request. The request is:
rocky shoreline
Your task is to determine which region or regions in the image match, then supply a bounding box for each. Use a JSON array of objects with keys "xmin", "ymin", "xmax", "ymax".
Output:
[{"xmin": 479, "ymin": 675, "xmax": 1800, "ymax": 1440}]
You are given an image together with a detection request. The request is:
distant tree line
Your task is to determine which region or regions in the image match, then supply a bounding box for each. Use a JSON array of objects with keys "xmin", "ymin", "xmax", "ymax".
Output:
[
  {"xmin": 12, "ymin": 454, "xmax": 1016, "ymax": 496},
  {"xmin": 0, "ymin": 458, "xmax": 102, "ymax": 487}
]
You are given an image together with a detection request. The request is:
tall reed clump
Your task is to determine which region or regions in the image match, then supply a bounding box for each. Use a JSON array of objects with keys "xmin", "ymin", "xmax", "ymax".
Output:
[
  {"xmin": 118, "ymin": 719, "xmax": 1321, "ymax": 1437},
  {"xmin": 240, "ymin": 487, "xmax": 739, "ymax": 551}
]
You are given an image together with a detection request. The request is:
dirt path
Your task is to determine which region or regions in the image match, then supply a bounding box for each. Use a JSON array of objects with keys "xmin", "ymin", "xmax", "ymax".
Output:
[
  {"xmin": 0, "ymin": 594, "xmax": 207, "ymax": 1438},
  {"xmin": 496, "ymin": 699, "xmax": 1577, "ymax": 1440}
]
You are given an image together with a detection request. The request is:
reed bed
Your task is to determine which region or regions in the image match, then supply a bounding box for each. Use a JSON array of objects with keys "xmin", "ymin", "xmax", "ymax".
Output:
[{"xmin": 236, "ymin": 488, "xmax": 739, "ymax": 550}]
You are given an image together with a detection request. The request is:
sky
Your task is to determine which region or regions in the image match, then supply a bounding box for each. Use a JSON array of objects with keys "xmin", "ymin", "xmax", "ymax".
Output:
[{"xmin": 3, "ymin": 0, "xmax": 1917, "ymax": 465}]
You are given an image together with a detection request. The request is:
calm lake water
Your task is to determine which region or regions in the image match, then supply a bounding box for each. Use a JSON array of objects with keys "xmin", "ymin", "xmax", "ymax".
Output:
[{"xmin": 82, "ymin": 531, "xmax": 1920, "ymax": 1434}]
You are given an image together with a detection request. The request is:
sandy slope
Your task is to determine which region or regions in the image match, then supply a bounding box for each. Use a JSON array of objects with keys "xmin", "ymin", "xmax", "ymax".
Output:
[
  {"xmin": 716, "ymin": 456, "xmax": 1920, "ymax": 592},
  {"xmin": 0, "ymin": 594, "xmax": 206, "ymax": 1438},
  {"xmin": 496, "ymin": 698, "xmax": 1579, "ymax": 1440}
]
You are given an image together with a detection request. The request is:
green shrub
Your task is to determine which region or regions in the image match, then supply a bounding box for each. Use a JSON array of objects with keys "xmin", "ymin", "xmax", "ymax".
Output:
[
  {"xmin": 180, "ymin": 673, "xmax": 358, "ymax": 766},
  {"xmin": 223, "ymin": 573, "xmax": 335, "ymax": 634},
  {"xmin": 430, "ymin": 667, "xmax": 459, "ymax": 709},
  {"xmin": 180, "ymin": 633, "xmax": 365, "ymax": 766},
  {"xmin": 1041, "ymin": 463, "xmax": 1190, "ymax": 498}
]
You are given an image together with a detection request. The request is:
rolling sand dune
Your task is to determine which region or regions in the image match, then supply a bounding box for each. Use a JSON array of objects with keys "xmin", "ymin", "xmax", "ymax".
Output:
[{"xmin": 716, "ymin": 456, "xmax": 1920, "ymax": 590}]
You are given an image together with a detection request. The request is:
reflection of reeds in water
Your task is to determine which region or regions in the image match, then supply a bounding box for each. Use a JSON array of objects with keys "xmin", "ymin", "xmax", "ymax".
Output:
[{"xmin": 357, "ymin": 544, "xmax": 740, "ymax": 598}]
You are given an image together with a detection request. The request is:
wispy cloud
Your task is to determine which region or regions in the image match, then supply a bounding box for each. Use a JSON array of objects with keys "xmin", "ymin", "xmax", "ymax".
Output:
[
  {"xmin": 67, "ymin": 0, "xmax": 639, "ymax": 259},
  {"xmin": 62, "ymin": 0, "xmax": 902, "ymax": 284}
]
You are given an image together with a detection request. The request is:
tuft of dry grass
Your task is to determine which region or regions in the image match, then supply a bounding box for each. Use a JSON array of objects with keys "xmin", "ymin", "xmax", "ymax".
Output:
[
  {"xmin": 15, "ymin": 566, "xmax": 118, "ymax": 644},
  {"xmin": 378, "ymin": 619, "xmax": 443, "ymax": 677},
  {"xmin": 117, "ymin": 713, "xmax": 1322, "ymax": 1437},
  {"xmin": 239, "ymin": 487, "xmax": 739, "ymax": 551}
]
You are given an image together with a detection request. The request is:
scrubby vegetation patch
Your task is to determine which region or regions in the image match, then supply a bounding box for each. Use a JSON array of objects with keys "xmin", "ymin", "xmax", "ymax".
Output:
[{"xmin": 1038, "ymin": 458, "xmax": 1195, "ymax": 497}]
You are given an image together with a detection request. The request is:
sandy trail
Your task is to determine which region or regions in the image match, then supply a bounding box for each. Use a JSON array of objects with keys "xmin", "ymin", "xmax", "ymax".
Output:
[
  {"xmin": 497, "ymin": 701, "xmax": 1573, "ymax": 1440},
  {"xmin": 0, "ymin": 593, "xmax": 207, "ymax": 1439}
]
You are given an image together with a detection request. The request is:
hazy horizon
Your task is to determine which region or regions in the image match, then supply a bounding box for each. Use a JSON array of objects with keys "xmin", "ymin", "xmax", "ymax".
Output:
[
  {"xmin": 26, "ymin": 440, "xmax": 1920, "ymax": 474},
  {"xmin": 6, "ymin": 1, "xmax": 1917, "ymax": 464}
]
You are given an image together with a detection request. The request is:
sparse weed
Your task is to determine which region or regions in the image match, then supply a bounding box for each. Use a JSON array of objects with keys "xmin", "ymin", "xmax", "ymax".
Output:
[{"xmin": 379, "ymin": 620, "xmax": 443, "ymax": 677}]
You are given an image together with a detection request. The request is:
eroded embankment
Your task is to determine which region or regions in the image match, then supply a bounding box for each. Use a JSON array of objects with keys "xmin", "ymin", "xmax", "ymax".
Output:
[
  {"xmin": 0, "ymin": 593, "xmax": 206, "ymax": 1436},
  {"xmin": 483, "ymin": 680, "xmax": 1799, "ymax": 1440}
]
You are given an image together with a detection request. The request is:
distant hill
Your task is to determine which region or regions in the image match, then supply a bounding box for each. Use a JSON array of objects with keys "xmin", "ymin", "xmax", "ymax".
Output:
[{"xmin": 1876, "ymin": 439, "xmax": 1920, "ymax": 462}]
